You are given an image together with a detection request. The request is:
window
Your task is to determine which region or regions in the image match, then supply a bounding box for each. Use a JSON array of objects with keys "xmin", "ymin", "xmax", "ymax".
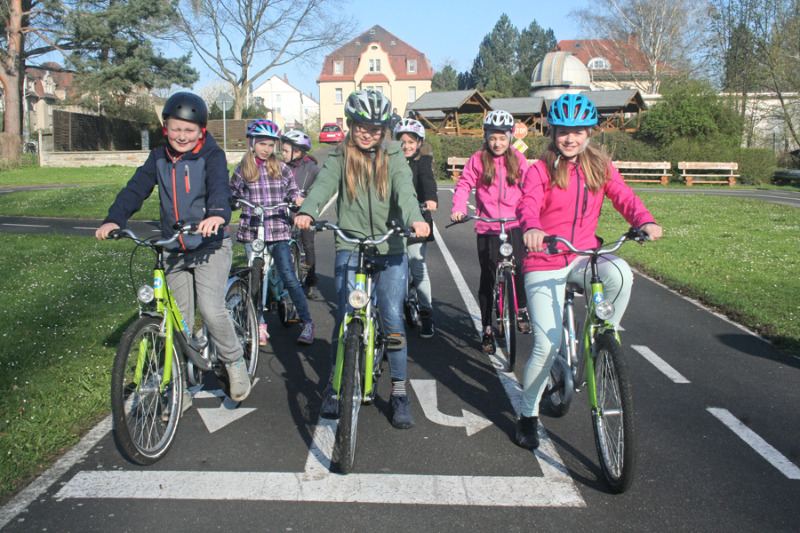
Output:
[
  {"xmin": 588, "ymin": 57, "xmax": 611, "ymax": 70},
  {"xmin": 408, "ymin": 86, "xmax": 416, "ymax": 103},
  {"xmin": 408, "ymin": 60, "xmax": 417, "ymax": 73},
  {"xmin": 335, "ymin": 88, "xmax": 343, "ymax": 104},
  {"xmin": 334, "ymin": 61, "xmax": 343, "ymax": 75},
  {"xmin": 369, "ymin": 59, "xmax": 381, "ymax": 72},
  {"xmin": 375, "ymin": 86, "xmax": 383, "ymax": 94},
  {"xmin": 275, "ymin": 94, "xmax": 281, "ymax": 102}
]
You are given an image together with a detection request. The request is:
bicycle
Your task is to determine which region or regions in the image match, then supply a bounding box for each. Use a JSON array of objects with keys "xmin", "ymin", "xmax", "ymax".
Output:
[
  {"xmin": 232, "ymin": 198, "xmax": 302, "ymax": 334},
  {"xmin": 539, "ymin": 227, "xmax": 649, "ymax": 493},
  {"xmin": 107, "ymin": 224, "xmax": 257, "ymax": 465},
  {"xmin": 447, "ymin": 215, "xmax": 521, "ymax": 371},
  {"xmin": 403, "ymin": 204, "xmax": 428, "ymax": 329},
  {"xmin": 312, "ymin": 220, "xmax": 411, "ymax": 474}
]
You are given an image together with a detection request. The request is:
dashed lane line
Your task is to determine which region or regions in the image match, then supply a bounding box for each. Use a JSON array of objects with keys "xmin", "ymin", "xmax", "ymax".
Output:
[{"xmin": 631, "ymin": 345, "xmax": 690, "ymax": 383}]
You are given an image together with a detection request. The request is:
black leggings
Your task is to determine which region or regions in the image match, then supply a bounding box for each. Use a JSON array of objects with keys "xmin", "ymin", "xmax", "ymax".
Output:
[{"xmin": 476, "ymin": 228, "xmax": 527, "ymax": 329}]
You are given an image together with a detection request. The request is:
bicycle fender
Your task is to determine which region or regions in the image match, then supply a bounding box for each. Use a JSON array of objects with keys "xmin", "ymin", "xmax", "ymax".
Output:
[
  {"xmin": 175, "ymin": 331, "xmax": 212, "ymax": 371},
  {"xmin": 386, "ymin": 333, "xmax": 406, "ymax": 351}
]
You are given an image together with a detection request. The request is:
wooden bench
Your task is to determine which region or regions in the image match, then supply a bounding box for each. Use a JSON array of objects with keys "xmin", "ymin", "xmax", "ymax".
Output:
[
  {"xmin": 613, "ymin": 161, "xmax": 671, "ymax": 185},
  {"xmin": 447, "ymin": 156, "xmax": 538, "ymax": 180},
  {"xmin": 678, "ymin": 161, "xmax": 739, "ymax": 187}
]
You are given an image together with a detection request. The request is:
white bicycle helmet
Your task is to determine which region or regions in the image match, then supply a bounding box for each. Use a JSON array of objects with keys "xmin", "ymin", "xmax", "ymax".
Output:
[
  {"xmin": 345, "ymin": 89, "xmax": 392, "ymax": 127},
  {"xmin": 483, "ymin": 110, "xmax": 515, "ymax": 133},
  {"xmin": 393, "ymin": 118, "xmax": 426, "ymax": 141},
  {"xmin": 281, "ymin": 130, "xmax": 313, "ymax": 151}
]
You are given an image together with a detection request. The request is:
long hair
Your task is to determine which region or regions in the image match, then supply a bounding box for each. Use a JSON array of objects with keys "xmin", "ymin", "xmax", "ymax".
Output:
[
  {"xmin": 239, "ymin": 143, "xmax": 282, "ymax": 183},
  {"xmin": 479, "ymin": 143, "xmax": 522, "ymax": 187},
  {"xmin": 540, "ymin": 128, "xmax": 609, "ymax": 193},
  {"xmin": 342, "ymin": 125, "xmax": 389, "ymax": 201}
]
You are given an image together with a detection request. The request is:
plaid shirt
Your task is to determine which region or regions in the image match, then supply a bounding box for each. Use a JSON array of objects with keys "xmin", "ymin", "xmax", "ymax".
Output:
[{"xmin": 230, "ymin": 160, "xmax": 301, "ymax": 243}]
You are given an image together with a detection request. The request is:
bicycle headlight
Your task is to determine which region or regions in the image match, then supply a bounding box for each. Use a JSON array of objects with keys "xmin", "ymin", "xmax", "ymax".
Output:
[
  {"xmin": 252, "ymin": 238, "xmax": 265, "ymax": 252},
  {"xmin": 500, "ymin": 242, "xmax": 514, "ymax": 257},
  {"xmin": 137, "ymin": 284, "xmax": 155, "ymax": 304},
  {"xmin": 348, "ymin": 289, "xmax": 369, "ymax": 309},
  {"xmin": 595, "ymin": 299, "xmax": 615, "ymax": 320}
]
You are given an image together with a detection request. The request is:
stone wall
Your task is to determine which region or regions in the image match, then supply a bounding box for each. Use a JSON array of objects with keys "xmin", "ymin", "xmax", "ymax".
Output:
[{"xmin": 40, "ymin": 150, "xmax": 249, "ymax": 168}]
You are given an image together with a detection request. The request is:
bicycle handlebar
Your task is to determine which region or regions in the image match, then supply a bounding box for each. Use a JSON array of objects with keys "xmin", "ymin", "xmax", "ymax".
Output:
[
  {"xmin": 108, "ymin": 223, "xmax": 198, "ymax": 248},
  {"xmin": 311, "ymin": 220, "xmax": 416, "ymax": 244},
  {"xmin": 542, "ymin": 227, "xmax": 650, "ymax": 256},
  {"xmin": 233, "ymin": 197, "xmax": 299, "ymax": 215},
  {"xmin": 445, "ymin": 214, "xmax": 517, "ymax": 228}
]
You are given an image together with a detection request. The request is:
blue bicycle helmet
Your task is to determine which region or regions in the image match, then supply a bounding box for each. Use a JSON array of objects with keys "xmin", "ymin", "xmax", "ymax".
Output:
[
  {"xmin": 247, "ymin": 119, "xmax": 281, "ymax": 140},
  {"xmin": 548, "ymin": 94, "xmax": 598, "ymax": 127}
]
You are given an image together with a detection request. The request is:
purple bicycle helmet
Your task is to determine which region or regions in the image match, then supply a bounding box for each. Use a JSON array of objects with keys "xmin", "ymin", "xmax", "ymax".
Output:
[
  {"xmin": 281, "ymin": 130, "xmax": 313, "ymax": 151},
  {"xmin": 393, "ymin": 118, "xmax": 426, "ymax": 141},
  {"xmin": 247, "ymin": 119, "xmax": 281, "ymax": 140}
]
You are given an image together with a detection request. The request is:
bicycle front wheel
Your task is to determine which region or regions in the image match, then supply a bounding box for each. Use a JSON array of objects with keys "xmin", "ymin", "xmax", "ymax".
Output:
[
  {"xmin": 500, "ymin": 270, "xmax": 517, "ymax": 371},
  {"xmin": 335, "ymin": 321, "xmax": 364, "ymax": 474},
  {"xmin": 111, "ymin": 316, "xmax": 183, "ymax": 465},
  {"xmin": 591, "ymin": 331, "xmax": 636, "ymax": 493},
  {"xmin": 290, "ymin": 240, "xmax": 304, "ymax": 285},
  {"xmin": 227, "ymin": 279, "xmax": 259, "ymax": 377}
]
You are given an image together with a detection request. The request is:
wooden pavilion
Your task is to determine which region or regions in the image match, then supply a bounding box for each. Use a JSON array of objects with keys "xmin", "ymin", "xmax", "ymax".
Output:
[{"xmin": 406, "ymin": 89, "xmax": 492, "ymax": 136}]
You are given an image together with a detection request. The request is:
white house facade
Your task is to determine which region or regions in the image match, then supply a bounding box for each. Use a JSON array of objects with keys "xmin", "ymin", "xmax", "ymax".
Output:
[{"xmin": 251, "ymin": 74, "xmax": 319, "ymax": 129}]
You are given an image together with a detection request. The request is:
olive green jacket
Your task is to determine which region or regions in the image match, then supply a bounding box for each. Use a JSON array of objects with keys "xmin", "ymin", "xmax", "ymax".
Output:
[{"xmin": 298, "ymin": 142, "xmax": 424, "ymax": 255}]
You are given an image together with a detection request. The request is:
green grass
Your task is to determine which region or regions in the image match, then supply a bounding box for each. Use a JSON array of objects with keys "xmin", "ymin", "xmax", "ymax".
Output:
[
  {"xmin": 0, "ymin": 184, "xmax": 161, "ymax": 219},
  {"xmin": 598, "ymin": 193, "xmax": 800, "ymax": 354}
]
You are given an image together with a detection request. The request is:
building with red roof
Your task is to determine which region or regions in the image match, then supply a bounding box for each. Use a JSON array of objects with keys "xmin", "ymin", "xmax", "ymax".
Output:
[{"xmin": 317, "ymin": 25, "xmax": 433, "ymax": 126}]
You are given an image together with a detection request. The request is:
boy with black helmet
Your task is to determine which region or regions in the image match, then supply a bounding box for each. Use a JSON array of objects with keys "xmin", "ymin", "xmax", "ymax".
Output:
[{"xmin": 96, "ymin": 91, "xmax": 252, "ymax": 405}]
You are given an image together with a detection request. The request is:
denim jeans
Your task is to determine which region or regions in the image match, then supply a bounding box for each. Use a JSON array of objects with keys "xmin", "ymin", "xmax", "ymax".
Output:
[
  {"xmin": 520, "ymin": 254, "xmax": 633, "ymax": 417},
  {"xmin": 245, "ymin": 240, "xmax": 311, "ymax": 323},
  {"xmin": 333, "ymin": 250, "xmax": 408, "ymax": 381},
  {"xmin": 407, "ymin": 242, "xmax": 432, "ymax": 310},
  {"xmin": 165, "ymin": 238, "xmax": 243, "ymax": 363}
]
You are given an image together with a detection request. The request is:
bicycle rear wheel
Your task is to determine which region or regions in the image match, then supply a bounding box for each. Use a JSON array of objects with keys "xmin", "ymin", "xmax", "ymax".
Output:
[
  {"xmin": 290, "ymin": 240, "xmax": 304, "ymax": 285},
  {"xmin": 226, "ymin": 279, "xmax": 259, "ymax": 377},
  {"xmin": 500, "ymin": 270, "xmax": 517, "ymax": 371},
  {"xmin": 591, "ymin": 331, "xmax": 636, "ymax": 493},
  {"xmin": 111, "ymin": 316, "xmax": 183, "ymax": 465},
  {"xmin": 334, "ymin": 321, "xmax": 364, "ymax": 474}
]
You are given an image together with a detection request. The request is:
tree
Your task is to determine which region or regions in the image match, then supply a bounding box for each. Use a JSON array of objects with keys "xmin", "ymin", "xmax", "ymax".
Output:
[
  {"xmin": 471, "ymin": 14, "xmax": 518, "ymax": 96},
  {"xmin": 457, "ymin": 70, "xmax": 476, "ymax": 90},
  {"xmin": 175, "ymin": 0, "xmax": 348, "ymax": 120},
  {"xmin": 0, "ymin": 0, "xmax": 195, "ymax": 159},
  {"xmin": 514, "ymin": 21, "xmax": 557, "ymax": 96},
  {"xmin": 432, "ymin": 64, "xmax": 458, "ymax": 91},
  {"xmin": 572, "ymin": 0, "xmax": 706, "ymax": 94}
]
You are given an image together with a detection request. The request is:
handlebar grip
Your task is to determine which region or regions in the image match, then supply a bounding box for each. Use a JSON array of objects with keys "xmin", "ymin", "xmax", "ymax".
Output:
[
  {"xmin": 312, "ymin": 220, "xmax": 328, "ymax": 231},
  {"xmin": 542, "ymin": 235, "xmax": 560, "ymax": 255},
  {"xmin": 108, "ymin": 229, "xmax": 122, "ymax": 240}
]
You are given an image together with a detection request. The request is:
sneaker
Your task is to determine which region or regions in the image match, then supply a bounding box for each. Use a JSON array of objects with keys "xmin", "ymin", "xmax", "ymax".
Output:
[
  {"xmin": 481, "ymin": 331, "xmax": 496, "ymax": 355},
  {"xmin": 320, "ymin": 379, "xmax": 340, "ymax": 419},
  {"xmin": 419, "ymin": 308, "xmax": 435, "ymax": 339},
  {"xmin": 515, "ymin": 415, "xmax": 540, "ymax": 450},
  {"xmin": 258, "ymin": 323, "xmax": 269, "ymax": 346},
  {"xmin": 161, "ymin": 388, "xmax": 192, "ymax": 422},
  {"xmin": 305, "ymin": 286, "xmax": 319, "ymax": 300},
  {"xmin": 297, "ymin": 322, "xmax": 315, "ymax": 345},
  {"xmin": 225, "ymin": 358, "xmax": 252, "ymax": 402},
  {"xmin": 390, "ymin": 395, "xmax": 414, "ymax": 429},
  {"xmin": 517, "ymin": 308, "xmax": 532, "ymax": 334}
]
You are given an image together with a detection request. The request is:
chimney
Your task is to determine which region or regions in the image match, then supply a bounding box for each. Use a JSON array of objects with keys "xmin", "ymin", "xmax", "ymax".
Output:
[
  {"xmin": 627, "ymin": 33, "xmax": 639, "ymax": 49},
  {"xmin": 284, "ymin": 73, "xmax": 288, "ymax": 82}
]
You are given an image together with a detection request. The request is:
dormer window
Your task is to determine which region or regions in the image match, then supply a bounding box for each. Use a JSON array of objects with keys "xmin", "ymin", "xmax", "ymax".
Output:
[
  {"xmin": 369, "ymin": 59, "xmax": 381, "ymax": 72},
  {"xmin": 334, "ymin": 61, "xmax": 343, "ymax": 75},
  {"xmin": 408, "ymin": 59, "xmax": 417, "ymax": 73},
  {"xmin": 588, "ymin": 57, "xmax": 611, "ymax": 70}
]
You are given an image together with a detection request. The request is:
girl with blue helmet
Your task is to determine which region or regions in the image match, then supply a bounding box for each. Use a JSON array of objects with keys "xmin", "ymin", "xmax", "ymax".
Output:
[{"xmin": 514, "ymin": 93, "xmax": 662, "ymax": 450}]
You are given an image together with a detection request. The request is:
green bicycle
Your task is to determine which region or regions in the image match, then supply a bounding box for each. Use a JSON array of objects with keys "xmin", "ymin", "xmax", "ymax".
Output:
[
  {"xmin": 108, "ymin": 225, "xmax": 257, "ymax": 465},
  {"xmin": 313, "ymin": 220, "xmax": 411, "ymax": 474},
  {"xmin": 540, "ymin": 228, "xmax": 650, "ymax": 493}
]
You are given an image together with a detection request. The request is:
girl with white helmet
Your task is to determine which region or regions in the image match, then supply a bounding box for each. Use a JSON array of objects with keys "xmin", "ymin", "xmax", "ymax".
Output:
[
  {"xmin": 393, "ymin": 118, "xmax": 438, "ymax": 338},
  {"xmin": 230, "ymin": 119, "xmax": 315, "ymax": 346},
  {"xmin": 515, "ymin": 93, "xmax": 662, "ymax": 450},
  {"xmin": 451, "ymin": 109, "xmax": 532, "ymax": 356},
  {"xmin": 295, "ymin": 90, "xmax": 430, "ymax": 430},
  {"xmin": 281, "ymin": 130, "xmax": 321, "ymax": 299}
]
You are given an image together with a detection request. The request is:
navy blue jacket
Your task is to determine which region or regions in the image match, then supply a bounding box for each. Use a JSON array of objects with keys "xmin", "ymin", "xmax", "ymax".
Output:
[{"xmin": 104, "ymin": 133, "xmax": 232, "ymax": 251}]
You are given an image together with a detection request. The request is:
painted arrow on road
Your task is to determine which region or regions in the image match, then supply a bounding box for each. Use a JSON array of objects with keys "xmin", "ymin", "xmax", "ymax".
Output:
[
  {"xmin": 410, "ymin": 379, "xmax": 492, "ymax": 436},
  {"xmin": 191, "ymin": 379, "xmax": 259, "ymax": 433}
]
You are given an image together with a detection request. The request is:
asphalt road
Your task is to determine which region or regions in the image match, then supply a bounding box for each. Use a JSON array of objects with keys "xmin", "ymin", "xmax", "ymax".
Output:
[{"xmin": 1, "ymin": 193, "xmax": 799, "ymax": 532}]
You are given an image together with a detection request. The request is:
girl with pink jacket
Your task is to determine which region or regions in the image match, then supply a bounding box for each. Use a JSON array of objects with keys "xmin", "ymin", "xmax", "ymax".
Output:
[
  {"xmin": 451, "ymin": 110, "xmax": 532, "ymax": 356},
  {"xmin": 514, "ymin": 93, "xmax": 662, "ymax": 450}
]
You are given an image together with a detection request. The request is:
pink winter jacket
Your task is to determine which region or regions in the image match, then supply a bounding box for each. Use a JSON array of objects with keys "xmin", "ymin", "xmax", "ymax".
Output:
[
  {"xmin": 517, "ymin": 159, "xmax": 656, "ymax": 273},
  {"xmin": 451, "ymin": 147, "xmax": 529, "ymax": 235}
]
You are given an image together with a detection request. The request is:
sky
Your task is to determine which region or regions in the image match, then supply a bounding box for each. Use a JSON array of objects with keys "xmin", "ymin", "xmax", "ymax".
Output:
[{"xmin": 179, "ymin": 0, "xmax": 590, "ymax": 101}]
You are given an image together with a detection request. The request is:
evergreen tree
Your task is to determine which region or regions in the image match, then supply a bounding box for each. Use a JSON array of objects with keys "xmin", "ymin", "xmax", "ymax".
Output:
[
  {"xmin": 457, "ymin": 70, "xmax": 477, "ymax": 90},
  {"xmin": 432, "ymin": 65, "xmax": 459, "ymax": 91},
  {"xmin": 514, "ymin": 21, "xmax": 557, "ymax": 96},
  {"xmin": 471, "ymin": 14, "xmax": 519, "ymax": 96}
]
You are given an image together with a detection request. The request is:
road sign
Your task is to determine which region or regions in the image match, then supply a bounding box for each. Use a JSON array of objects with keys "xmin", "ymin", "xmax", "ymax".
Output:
[
  {"xmin": 215, "ymin": 93, "xmax": 234, "ymax": 109},
  {"xmin": 513, "ymin": 138, "xmax": 528, "ymax": 154},
  {"xmin": 513, "ymin": 122, "xmax": 528, "ymax": 139}
]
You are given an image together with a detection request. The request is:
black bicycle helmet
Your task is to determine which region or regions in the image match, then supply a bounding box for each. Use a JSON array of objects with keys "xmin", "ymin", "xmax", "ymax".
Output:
[
  {"xmin": 345, "ymin": 89, "xmax": 392, "ymax": 127},
  {"xmin": 162, "ymin": 92, "xmax": 208, "ymax": 127}
]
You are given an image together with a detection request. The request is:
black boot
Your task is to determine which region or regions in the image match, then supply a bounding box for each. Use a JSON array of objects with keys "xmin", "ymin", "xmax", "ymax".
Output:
[{"xmin": 515, "ymin": 415, "xmax": 540, "ymax": 450}]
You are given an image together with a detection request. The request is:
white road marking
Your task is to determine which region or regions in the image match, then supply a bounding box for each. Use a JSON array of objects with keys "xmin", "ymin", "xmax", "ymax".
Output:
[
  {"xmin": 193, "ymin": 381, "xmax": 259, "ymax": 433},
  {"xmin": 630, "ymin": 345, "xmax": 690, "ymax": 383},
  {"xmin": 410, "ymin": 379, "xmax": 492, "ymax": 436},
  {"xmin": 1, "ymin": 223, "xmax": 49, "ymax": 228},
  {"xmin": 707, "ymin": 408, "xmax": 800, "ymax": 479},
  {"xmin": 73, "ymin": 226, "xmax": 98, "ymax": 230}
]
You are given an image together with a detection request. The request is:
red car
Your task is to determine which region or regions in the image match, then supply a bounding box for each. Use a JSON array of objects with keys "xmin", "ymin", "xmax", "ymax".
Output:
[{"xmin": 319, "ymin": 123, "xmax": 345, "ymax": 144}]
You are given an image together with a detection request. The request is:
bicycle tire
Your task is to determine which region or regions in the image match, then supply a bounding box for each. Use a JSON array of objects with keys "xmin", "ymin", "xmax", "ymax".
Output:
[
  {"xmin": 404, "ymin": 281, "xmax": 419, "ymax": 329},
  {"xmin": 500, "ymin": 270, "xmax": 517, "ymax": 371},
  {"xmin": 542, "ymin": 355, "xmax": 575, "ymax": 417},
  {"xmin": 110, "ymin": 316, "xmax": 183, "ymax": 465},
  {"xmin": 290, "ymin": 241, "xmax": 304, "ymax": 285},
  {"xmin": 249, "ymin": 257, "xmax": 264, "ymax": 310},
  {"xmin": 334, "ymin": 321, "xmax": 364, "ymax": 474},
  {"xmin": 226, "ymin": 280, "xmax": 259, "ymax": 377},
  {"xmin": 591, "ymin": 331, "xmax": 636, "ymax": 493}
]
